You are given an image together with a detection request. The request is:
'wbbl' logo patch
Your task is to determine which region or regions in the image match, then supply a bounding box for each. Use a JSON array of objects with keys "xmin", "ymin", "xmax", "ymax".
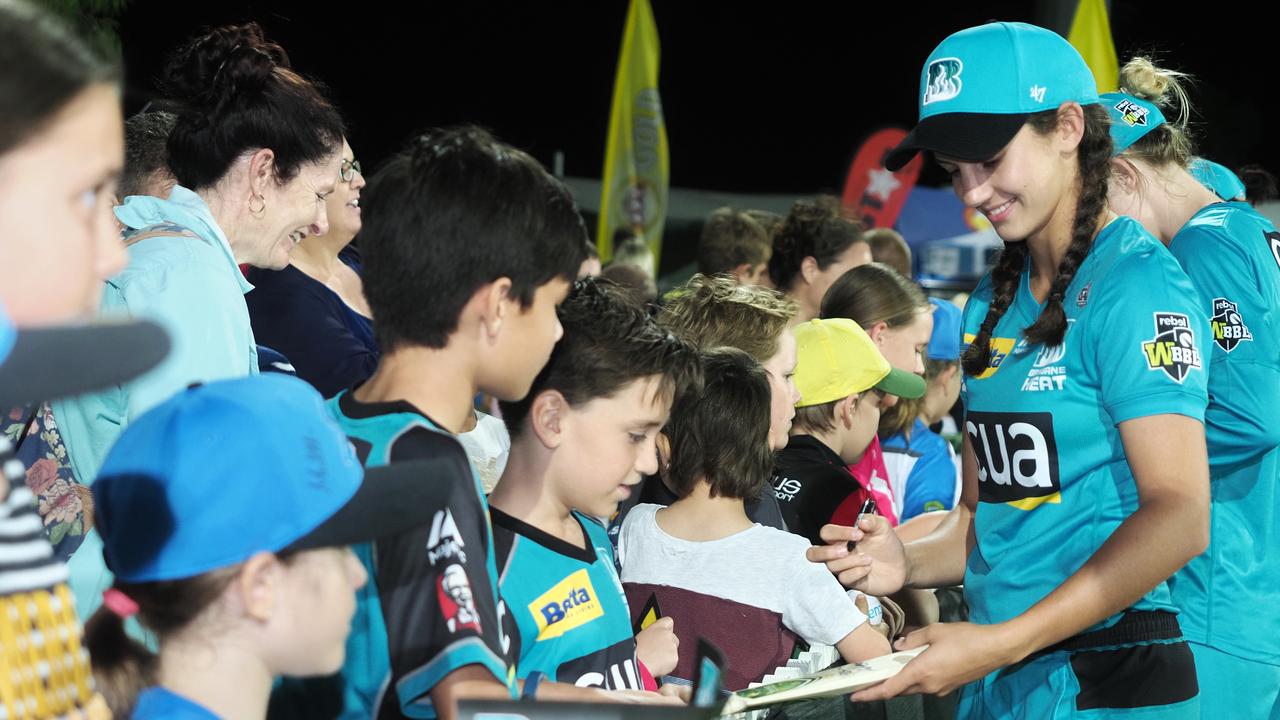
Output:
[
  {"xmin": 1141, "ymin": 312, "xmax": 1202, "ymax": 383},
  {"xmin": 1113, "ymin": 98, "xmax": 1150, "ymax": 127},
  {"xmin": 923, "ymin": 58, "xmax": 963, "ymax": 105},
  {"xmin": 1210, "ymin": 298, "xmax": 1252, "ymax": 352}
]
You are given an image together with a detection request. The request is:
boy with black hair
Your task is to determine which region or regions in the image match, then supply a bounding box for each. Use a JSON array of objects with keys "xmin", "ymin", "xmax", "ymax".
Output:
[
  {"xmin": 327, "ymin": 125, "xmax": 586, "ymax": 720},
  {"xmin": 618, "ymin": 347, "xmax": 889, "ymax": 691},
  {"xmin": 490, "ymin": 277, "xmax": 699, "ymax": 695}
]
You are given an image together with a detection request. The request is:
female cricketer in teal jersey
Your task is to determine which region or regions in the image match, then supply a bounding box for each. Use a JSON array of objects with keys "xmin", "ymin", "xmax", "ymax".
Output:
[
  {"xmin": 806, "ymin": 22, "xmax": 1213, "ymax": 719},
  {"xmin": 1104, "ymin": 57, "xmax": 1280, "ymax": 720}
]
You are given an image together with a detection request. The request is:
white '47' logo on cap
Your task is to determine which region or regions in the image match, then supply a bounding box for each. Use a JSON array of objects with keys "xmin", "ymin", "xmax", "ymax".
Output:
[{"xmin": 924, "ymin": 58, "xmax": 963, "ymax": 105}]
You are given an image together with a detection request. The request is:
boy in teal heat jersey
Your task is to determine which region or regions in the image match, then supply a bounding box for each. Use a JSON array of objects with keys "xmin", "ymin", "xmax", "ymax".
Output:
[
  {"xmin": 490, "ymin": 278, "xmax": 698, "ymax": 695},
  {"xmin": 1106, "ymin": 58, "xmax": 1280, "ymax": 719},
  {"xmin": 326, "ymin": 126, "xmax": 584, "ymax": 720}
]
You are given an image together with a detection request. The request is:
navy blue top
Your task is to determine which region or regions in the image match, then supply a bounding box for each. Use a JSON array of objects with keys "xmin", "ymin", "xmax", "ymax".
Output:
[{"xmin": 246, "ymin": 246, "xmax": 378, "ymax": 398}]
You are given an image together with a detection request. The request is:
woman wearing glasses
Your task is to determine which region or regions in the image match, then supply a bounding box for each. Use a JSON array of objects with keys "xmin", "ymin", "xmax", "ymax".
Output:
[{"xmin": 247, "ymin": 139, "xmax": 378, "ymax": 398}]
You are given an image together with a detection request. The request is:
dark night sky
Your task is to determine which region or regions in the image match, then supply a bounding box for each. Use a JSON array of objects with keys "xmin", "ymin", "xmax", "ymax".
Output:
[{"xmin": 115, "ymin": 1, "xmax": 1278, "ymax": 195}]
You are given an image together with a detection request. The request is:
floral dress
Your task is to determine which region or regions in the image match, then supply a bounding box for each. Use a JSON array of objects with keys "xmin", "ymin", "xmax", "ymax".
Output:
[{"xmin": 3, "ymin": 402, "xmax": 90, "ymax": 561}]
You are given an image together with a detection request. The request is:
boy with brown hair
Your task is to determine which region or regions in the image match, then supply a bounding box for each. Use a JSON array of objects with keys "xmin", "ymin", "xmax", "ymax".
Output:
[{"xmin": 697, "ymin": 207, "xmax": 772, "ymax": 286}]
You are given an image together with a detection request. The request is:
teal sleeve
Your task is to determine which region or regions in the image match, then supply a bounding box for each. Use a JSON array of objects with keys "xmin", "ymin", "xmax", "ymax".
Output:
[
  {"xmin": 1086, "ymin": 248, "xmax": 1211, "ymax": 425},
  {"xmin": 1169, "ymin": 224, "xmax": 1280, "ymax": 472}
]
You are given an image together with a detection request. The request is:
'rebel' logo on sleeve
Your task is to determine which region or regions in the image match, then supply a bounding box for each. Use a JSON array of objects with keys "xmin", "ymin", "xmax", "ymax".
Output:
[
  {"xmin": 966, "ymin": 411, "xmax": 1061, "ymax": 508},
  {"xmin": 1141, "ymin": 312, "xmax": 1203, "ymax": 383}
]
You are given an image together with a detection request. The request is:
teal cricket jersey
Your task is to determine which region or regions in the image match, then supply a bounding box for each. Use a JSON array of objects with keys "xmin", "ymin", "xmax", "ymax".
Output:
[
  {"xmin": 492, "ymin": 508, "xmax": 644, "ymax": 689},
  {"xmin": 327, "ymin": 391, "xmax": 518, "ymax": 720},
  {"xmin": 960, "ymin": 217, "xmax": 1210, "ymax": 629},
  {"xmin": 1166, "ymin": 202, "xmax": 1280, "ymax": 665}
]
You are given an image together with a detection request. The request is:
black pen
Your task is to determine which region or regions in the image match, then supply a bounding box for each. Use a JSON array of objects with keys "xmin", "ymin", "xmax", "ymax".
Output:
[{"xmin": 846, "ymin": 498, "xmax": 877, "ymax": 552}]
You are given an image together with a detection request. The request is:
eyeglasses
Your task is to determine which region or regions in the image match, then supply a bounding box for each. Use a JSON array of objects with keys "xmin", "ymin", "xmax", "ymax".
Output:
[{"xmin": 340, "ymin": 158, "xmax": 362, "ymax": 182}]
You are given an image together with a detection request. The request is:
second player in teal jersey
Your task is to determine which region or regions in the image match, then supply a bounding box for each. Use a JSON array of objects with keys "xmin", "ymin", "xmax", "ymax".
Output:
[
  {"xmin": 1105, "ymin": 57, "xmax": 1280, "ymax": 720},
  {"xmin": 806, "ymin": 23, "xmax": 1213, "ymax": 719},
  {"xmin": 490, "ymin": 278, "xmax": 699, "ymax": 697}
]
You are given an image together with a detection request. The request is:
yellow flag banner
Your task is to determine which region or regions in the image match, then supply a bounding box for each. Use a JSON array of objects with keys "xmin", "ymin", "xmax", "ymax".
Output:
[
  {"xmin": 1068, "ymin": 0, "xmax": 1119, "ymax": 93},
  {"xmin": 597, "ymin": 0, "xmax": 668, "ymax": 264}
]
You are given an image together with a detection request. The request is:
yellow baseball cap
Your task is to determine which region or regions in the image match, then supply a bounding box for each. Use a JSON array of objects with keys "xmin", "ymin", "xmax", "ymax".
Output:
[{"xmin": 793, "ymin": 318, "xmax": 926, "ymax": 407}]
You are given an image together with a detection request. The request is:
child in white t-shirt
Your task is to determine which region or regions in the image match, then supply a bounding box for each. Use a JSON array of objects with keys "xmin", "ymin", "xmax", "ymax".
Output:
[{"xmin": 618, "ymin": 347, "xmax": 889, "ymax": 688}]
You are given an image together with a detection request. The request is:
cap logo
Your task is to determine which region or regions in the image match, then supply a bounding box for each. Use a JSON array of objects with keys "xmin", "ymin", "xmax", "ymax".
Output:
[
  {"xmin": 923, "ymin": 58, "xmax": 963, "ymax": 105},
  {"xmin": 1113, "ymin": 98, "xmax": 1149, "ymax": 127},
  {"xmin": 1029, "ymin": 85, "xmax": 1046, "ymax": 103}
]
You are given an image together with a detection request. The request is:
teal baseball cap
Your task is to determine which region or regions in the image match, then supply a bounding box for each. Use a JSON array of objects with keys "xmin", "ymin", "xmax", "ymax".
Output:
[
  {"xmin": 886, "ymin": 22, "xmax": 1101, "ymax": 171},
  {"xmin": 1101, "ymin": 91, "xmax": 1166, "ymax": 154},
  {"xmin": 95, "ymin": 374, "xmax": 442, "ymax": 583},
  {"xmin": 1189, "ymin": 157, "xmax": 1247, "ymax": 201}
]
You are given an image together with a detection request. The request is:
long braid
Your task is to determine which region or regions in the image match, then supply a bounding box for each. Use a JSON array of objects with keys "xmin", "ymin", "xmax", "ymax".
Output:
[
  {"xmin": 1024, "ymin": 104, "xmax": 1113, "ymax": 346},
  {"xmin": 960, "ymin": 105, "xmax": 1113, "ymax": 377},
  {"xmin": 961, "ymin": 241, "xmax": 1026, "ymax": 376}
]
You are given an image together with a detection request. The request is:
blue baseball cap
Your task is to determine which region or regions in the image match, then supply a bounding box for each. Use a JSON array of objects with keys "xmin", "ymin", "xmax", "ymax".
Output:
[
  {"xmin": 0, "ymin": 300, "xmax": 170, "ymax": 409},
  {"xmin": 1189, "ymin": 157, "xmax": 1247, "ymax": 201},
  {"xmin": 95, "ymin": 374, "xmax": 439, "ymax": 583},
  {"xmin": 1101, "ymin": 91, "xmax": 1166, "ymax": 154},
  {"xmin": 886, "ymin": 22, "xmax": 1101, "ymax": 171},
  {"xmin": 927, "ymin": 298, "xmax": 963, "ymax": 361}
]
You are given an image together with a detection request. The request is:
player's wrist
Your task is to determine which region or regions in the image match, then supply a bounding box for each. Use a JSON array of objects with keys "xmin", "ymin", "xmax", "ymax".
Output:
[
  {"xmin": 992, "ymin": 617, "xmax": 1039, "ymax": 665},
  {"xmin": 900, "ymin": 541, "xmax": 920, "ymax": 590}
]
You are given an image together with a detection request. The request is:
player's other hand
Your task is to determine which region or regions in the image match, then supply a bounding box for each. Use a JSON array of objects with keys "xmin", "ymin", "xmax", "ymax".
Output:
[
  {"xmin": 806, "ymin": 515, "xmax": 907, "ymax": 595},
  {"xmin": 635, "ymin": 616, "xmax": 679, "ymax": 678},
  {"xmin": 850, "ymin": 622, "xmax": 1020, "ymax": 701}
]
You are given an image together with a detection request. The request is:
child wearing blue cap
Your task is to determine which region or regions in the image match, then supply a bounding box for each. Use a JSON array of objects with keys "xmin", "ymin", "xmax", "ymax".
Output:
[
  {"xmin": 82, "ymin": 374, "xmax": 433, "ymax": 720},
  {"xmin": 808, "ymin": 22, "xmax": 1212, "ymax": 719},
  {"xmin": 880, "ymin": 298, "xmax": 963, "ymax": 526},
  {"xmin": 1105, "ymin": 57, "xmax": 1280, "ymax": 720}
]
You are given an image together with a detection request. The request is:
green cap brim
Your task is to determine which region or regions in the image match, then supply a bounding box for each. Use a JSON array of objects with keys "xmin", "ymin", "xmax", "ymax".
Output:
[{"xmin": 875, "ymin": 367, "xmax": 927, "ymax": 400}]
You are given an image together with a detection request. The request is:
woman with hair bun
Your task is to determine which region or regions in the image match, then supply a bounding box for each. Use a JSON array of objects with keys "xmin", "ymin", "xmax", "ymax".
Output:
[
  {"xmin": 53, "ymin": 21, "xmax": 346, "ymax": 621},
  {"xmin": 808, "ymin": 23, "xmax": 1211, "ymax": 719},
  {"xmin": 1105, "ymin": 56, "xmax": 1280, "ymax": 719}
]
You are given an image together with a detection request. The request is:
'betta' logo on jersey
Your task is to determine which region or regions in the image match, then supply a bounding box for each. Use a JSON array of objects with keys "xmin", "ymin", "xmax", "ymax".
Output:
[
  {"xmin": 963, "ymin": 334, "xmax": 1017, "ymax": 379},
  {"xmin": 923, "ymin": 58, "xmax": 963, "ymax": 105},
  {"xmin": 530, "ymin": 569, "xmax": 604, "ymax": 640},
  {"xmin": 1112, "ymin": 98, "xmax": 1150, "ymax": 127},
  {"xmin": 1210, "ymin": 298, "xmax": 1252, "ymax": 352},
  {"xmin": 966, "ymin": 411, "xmax": 1061, "ymax": 509},
  {"xmin": 1141, "ymin": 313, "xmax": 1203, "ymax": 383}
]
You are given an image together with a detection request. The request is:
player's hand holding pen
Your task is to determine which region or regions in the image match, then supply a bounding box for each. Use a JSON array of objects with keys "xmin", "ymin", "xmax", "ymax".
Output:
[{"xmin": 806, "ymin": 500, "xmax": 909, "ymax": 596}]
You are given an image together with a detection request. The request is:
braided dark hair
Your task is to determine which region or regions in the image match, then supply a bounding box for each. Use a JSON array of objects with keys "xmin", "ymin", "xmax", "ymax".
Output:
[{"xmin": 961, "ymin": 104, "xmax": 1113, "ymax": 376}]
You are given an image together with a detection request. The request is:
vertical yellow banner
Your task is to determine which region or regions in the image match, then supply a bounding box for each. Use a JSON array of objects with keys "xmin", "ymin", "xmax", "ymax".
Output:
[
  {"xmin": 597, "ymin": 0, "xmax": 668, "ymax": 264},
  {"xmin": 1068, "ymin": 0, "xmax": 1119, "ymax": 93}
]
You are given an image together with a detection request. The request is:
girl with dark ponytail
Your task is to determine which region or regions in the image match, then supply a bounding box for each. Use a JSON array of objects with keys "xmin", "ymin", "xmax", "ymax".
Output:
[
  {"xmin": 806, "ymin": 23, "xmax": 1212, "ymax": 719},
  {"xmin": 1105, "ymin": 58, "xmax": 1280, "ymax": 718}
]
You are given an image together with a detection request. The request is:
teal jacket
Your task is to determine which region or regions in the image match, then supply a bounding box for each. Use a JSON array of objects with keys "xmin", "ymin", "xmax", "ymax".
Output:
[{"xmin": 53, "ymin": 185, "xmax": 258, "ymax": 619}]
